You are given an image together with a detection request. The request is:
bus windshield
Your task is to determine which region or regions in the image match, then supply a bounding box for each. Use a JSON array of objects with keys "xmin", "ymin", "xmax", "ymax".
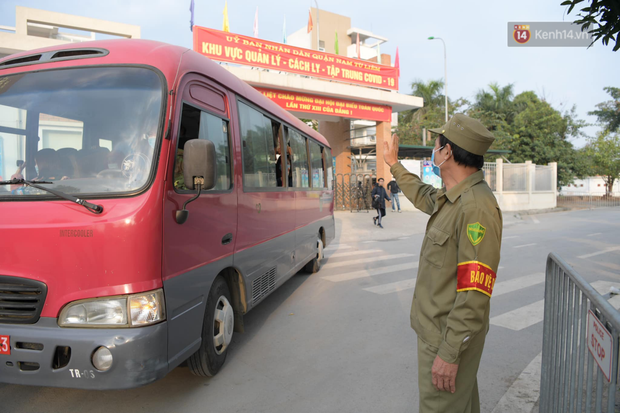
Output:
[{"xmin": 0, "ymin": 66, "xmax": 164, "ymax": 198}]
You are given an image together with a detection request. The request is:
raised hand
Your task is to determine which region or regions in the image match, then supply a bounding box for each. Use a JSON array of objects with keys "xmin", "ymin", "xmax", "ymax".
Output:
[{"xmin": 383, "ymin": 133, "xmax": 399, "ymax": 167}]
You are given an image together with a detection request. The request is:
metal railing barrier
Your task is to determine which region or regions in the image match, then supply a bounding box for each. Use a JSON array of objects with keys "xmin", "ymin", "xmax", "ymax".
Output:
[
  {"xmin": 557, "ymin": 193, "xmax": 620, "ymax": 209},
  {"xmin": 540, "ymin": 253, "xmax": 620, "ymax": 412},
  {"xmin": 334, "ymin": 173, "xmax": 376, "ymax": 212}
]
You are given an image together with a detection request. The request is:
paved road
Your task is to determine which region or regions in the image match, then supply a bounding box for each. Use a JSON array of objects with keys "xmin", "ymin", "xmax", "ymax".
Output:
[{"xmin": 1, "ymin": 207, "xmax": 619, "ymax": 413}]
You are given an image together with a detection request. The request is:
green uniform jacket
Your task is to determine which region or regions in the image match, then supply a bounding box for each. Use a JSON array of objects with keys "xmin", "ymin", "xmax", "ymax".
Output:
[{"xmin": 391, "ymin": 163, "xmax": 503, "ymax": 364}]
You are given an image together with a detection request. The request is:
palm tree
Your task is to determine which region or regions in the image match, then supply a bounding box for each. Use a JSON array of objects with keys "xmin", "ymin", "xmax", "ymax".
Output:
[
  {"xmin": 401, "ymin": 79, "xmax": 445, "ymax": 123},
  {"xmin": 474, "ymin": 83, "xmax": 514, "ymax": 113}
]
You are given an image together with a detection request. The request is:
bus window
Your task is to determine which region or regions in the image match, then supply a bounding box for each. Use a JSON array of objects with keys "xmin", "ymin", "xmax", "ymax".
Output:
[
  {"xmin": 324, "ymin": 147, "xmax": 334, "ymax": 189},
  {"xmin": 0, "ymin": 67, "xmax": 162, "ymax": 195},
  {"xmin": 39, "ymin": 113, "xmax": 84, "ymax": 151},
  {"xmin": 288, "ymin": 128, "xmax": 309, "ymax": 188},
  {"xmin": 239, "ymin": 102, "xmax": 278, "ymax": 188},
  {"xmin": 273, "ymin": 123, "xmax": 290, "ymax": 188},
  {"xmin": 174, "ymin": 103, "xmax": 231, "ymax": 191},
  {"xmin": 309, "ymin": 140, "xmax": 324, "ymax": 188}
]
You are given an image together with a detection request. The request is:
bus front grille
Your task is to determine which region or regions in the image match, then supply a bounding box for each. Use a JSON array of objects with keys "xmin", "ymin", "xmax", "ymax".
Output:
[
  {"xmin": 252, "ymin": 267, "xmax": 276, "ymax": 304},
  {"xmin": 0, "ymin": 276, "xmax": 47, "ymax": 324}
]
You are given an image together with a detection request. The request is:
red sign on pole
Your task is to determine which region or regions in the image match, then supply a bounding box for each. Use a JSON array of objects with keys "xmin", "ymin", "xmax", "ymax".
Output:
[
  {"xmin": 255, "ymin": 87, "xmax": 392, "ymax": 122},
  {"xmin": 193, "ymin": 26, "xmax": 399, "ymax": 91},
  {"xmin": 587, "ymin": 310, "xmax": 613, "ymax": 382}
]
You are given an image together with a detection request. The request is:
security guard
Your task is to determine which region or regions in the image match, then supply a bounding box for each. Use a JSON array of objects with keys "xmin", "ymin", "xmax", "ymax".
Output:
[{"xmin": 383, "ymin": 114, "xmax": 502, "ymax": 413}]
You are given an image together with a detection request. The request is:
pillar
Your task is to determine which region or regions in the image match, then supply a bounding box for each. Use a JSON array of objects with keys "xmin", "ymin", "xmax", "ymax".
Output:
[
  {"xmin": 525, "ymin": 160, "xmax": 533, "ymax": 209},
  {"xmin": 319, "ymin": 118, "xmax": 351, "ymax": 175},
  {"xmin": 549, "ymin": 162, "xmax": 558, "ymax": 208}
]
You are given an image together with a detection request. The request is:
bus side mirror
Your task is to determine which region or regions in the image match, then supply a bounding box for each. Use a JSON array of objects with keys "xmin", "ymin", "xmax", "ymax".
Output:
[
  {"xmin": 183, "ymin": 139, "xmax": 216, "ymax": 190},
  {"xmin": 175, "ymin": 139, "xmax": 216, "ymax": 224}
]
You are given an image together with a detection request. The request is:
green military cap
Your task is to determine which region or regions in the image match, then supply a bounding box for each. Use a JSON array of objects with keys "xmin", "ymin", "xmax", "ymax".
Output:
[{"xmin": 429, "ymin": 114, "xmax": 495, "ymax": 156}]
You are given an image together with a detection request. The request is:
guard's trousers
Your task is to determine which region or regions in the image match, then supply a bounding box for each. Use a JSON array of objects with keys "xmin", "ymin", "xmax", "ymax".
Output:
[{"xmin": 417, "ymin": 331, "xmax": 486, "ymax": 413}]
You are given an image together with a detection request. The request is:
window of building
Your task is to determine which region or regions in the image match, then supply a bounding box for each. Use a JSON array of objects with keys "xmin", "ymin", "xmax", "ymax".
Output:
[
  {"xmin": 309, "ymin": 140, "xmax": 324, "ymax": 188},
  {"xmin": 174, "ymin": 103, "xmax": 231, "ymax": 191},
  {"xmin": 287, "ymin": 128, "xmax": 309, "ymax": 188},
  {"xmin": 239, "ymin": 102, "xmax": 280, "ymax": 188}
]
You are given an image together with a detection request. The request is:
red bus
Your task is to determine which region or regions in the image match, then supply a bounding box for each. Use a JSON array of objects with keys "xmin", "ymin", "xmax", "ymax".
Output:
[{"xmin": 0, "ymin": 39, "xmax": 335, "ymax": 389}]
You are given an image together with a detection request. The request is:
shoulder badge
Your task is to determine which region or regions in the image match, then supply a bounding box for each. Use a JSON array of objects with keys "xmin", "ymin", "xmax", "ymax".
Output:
[{"xmin": 467, "ymin": 222, "xmax": 486, "ymax": 246}]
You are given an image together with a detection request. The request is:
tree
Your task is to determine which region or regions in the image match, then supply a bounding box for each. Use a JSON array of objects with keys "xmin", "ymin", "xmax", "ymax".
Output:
[
  {"xmin": 503, "ymin": 92, "xmax": 586, "ymax": 186},
  {"xmin": 399, "ymin": 79, "xmax": 445, "ymax": 124},
  {"xmin": 473, "ymin": 83, "xmax": 515, "ymax": 119},
  {"xmin": 300, "ymin": 118, "xmax": 318, "ymax": 132},
  {"xmin": 469, "ymin": 83, "xmax": 517, "ymax": 151},
  {"xmin": 562, "ymin": 0, "xmax": 620, "ymax": 51},
  {"xmin": 585, "ymin": 131, "xmax": 620, "ymax": 195},
  {"xmin": 589, "ymin": 87, "xmax": 620, "ymax": 132},
  {"xmin": 397, "ymin": 79, "xmax": 468, "ymax": 146}
]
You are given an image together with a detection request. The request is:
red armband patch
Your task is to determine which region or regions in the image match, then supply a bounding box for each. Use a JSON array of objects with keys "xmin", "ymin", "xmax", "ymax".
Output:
[{"xmin": 457, "ymin": 261, "xmax": 496, "ymax": 297}]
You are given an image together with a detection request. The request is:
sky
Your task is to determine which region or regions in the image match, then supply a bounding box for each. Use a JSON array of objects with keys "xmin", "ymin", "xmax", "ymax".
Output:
[{"xmin": 1, "ymin": 0, "xmax": 618, "ymax": 148}]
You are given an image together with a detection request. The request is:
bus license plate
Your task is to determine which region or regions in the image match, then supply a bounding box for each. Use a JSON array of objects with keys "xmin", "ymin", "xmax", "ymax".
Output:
[{"xmin": 0, "ymin": 335, "xmax": 10, "ymax": 355}]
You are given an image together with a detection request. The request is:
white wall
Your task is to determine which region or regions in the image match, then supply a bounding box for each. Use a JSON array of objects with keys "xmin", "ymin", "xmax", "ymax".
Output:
[
  {"xmin": 346, "ymin": 44, "xmax": 379, "ymax": 60},
  {"xmin": 559, "ymin": 176, "xmax": 620, "ymax": 196},
  {"xmin": 287, "ymin": 27, "xmax": 312, "ymax": 50}
]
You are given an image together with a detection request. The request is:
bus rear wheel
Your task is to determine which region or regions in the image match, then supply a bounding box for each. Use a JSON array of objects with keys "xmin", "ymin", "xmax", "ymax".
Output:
[
  {"xmin": 304, "ymin": 235, "xmax": 324, "ymax": 274},
  {"xmin": 188, "ymin": 276, "xmax": 234, "ymax": 377}
]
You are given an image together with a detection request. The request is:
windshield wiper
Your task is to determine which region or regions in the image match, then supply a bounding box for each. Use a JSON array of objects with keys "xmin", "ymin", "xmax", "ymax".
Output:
[{"xmin": 0, "ymin": 178, "xmax": 103, "ymax": 214}]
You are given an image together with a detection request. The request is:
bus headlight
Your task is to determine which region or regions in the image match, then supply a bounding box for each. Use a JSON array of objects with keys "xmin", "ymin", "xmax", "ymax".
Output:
[
  {"xmin": 59, "ymin": 298, "xmax": 128, "ymax": 327},
  {"xmin": 58, "ymin": 289, "xmax": 165, "ymax": 327}
]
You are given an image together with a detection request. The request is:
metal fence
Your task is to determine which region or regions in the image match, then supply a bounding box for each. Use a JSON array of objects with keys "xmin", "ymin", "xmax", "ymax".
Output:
[
  {"xmin": 557, "ymin": 193, "xmax": 620, "ymax": 209},
  {"xmin": 503, "ymin": 164, "xmax": 529, "ymax": 191},
  {"xmin": 334, "ymin": 173, "xmax": 376, "ymax": 212},
  {"xmin": 483, "ymin": 162, "xmax": 497, "ymax": 191},
  {"xmin": 535, "ymin": 165, "xmax": 554, "ymax": 192},
  {"xmin": 540, "ymin": 253, "xmax": 620, "ymax": 412}
]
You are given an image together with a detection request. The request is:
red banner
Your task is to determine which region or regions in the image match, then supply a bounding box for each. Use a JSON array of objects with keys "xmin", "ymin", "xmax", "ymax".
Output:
[
  {"xmin": 193, "ymin": 26, "xmax": 399, "ymax": 91},
  {"xmin": 255, "ymin": 87, "xmax": 392, "ymax": 122}
]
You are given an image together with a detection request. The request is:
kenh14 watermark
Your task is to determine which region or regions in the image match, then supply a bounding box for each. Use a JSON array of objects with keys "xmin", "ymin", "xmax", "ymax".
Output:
[{"xmin": 507, "ymin": 22, "xmax": 592, "ymax": 47}]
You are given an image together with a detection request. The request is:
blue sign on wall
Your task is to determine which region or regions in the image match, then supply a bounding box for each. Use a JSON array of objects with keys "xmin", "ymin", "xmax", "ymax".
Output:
[{"xmin": 422, "ymin": 160, "xmax": 443, "ymax": 189}]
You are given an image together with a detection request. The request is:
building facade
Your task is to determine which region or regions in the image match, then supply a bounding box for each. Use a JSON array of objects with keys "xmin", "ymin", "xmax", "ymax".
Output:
[
  {"xmin": 0, "ymin": 6, "xmax": 140, "ymax": 59},
  {"xmin": 216, "ymin": 8, "xmax": 421, "ymax": 180}
]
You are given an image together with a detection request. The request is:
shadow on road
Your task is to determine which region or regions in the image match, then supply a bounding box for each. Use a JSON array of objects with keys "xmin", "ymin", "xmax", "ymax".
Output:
[{"xmin": 0, "ymin": 269, "xmax": 315, "ymax": 412}]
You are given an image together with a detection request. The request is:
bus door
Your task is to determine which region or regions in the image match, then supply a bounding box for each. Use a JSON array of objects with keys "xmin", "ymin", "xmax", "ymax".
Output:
[
  {"xmin": 162, "ymin": 76, "xmax": 237, "ymax": 366},
  {"xmin": 234, "ymin": 101, "xmax": 295, "ymax": 309},
  {"xmin": 287, "ymin": 129, "xmax": 317, "ymax": 264}
]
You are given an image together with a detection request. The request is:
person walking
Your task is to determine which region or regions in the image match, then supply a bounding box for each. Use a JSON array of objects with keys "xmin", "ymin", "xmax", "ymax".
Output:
[
  {"xmin": 371, "ymin": 178, "xmax": 391, "ymax": 228},
  {"xmin": 383, "ymin": 114, "xmax": 502, "ymax": 413},
  {"xmin": 387, "ymin": 177, "xmax": 402, "ymax": 212}
]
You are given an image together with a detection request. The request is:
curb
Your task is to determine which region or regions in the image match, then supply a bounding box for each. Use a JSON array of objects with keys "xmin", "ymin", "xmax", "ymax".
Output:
[{"xmin": 511, "ymin": 207, "xmax": 571, "ymax": 216}]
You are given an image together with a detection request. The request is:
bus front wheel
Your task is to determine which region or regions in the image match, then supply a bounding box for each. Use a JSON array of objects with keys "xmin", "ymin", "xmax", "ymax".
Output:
[
  {"xmin": 188, "ymin": 276, "xmax": 234, "ymax": 377},
  {"xmin": 304, "ymin": 236, "xmax": 324, "ymax": 274}
]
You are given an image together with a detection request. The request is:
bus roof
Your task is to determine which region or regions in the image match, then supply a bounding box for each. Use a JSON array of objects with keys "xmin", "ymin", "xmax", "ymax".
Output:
[{"xmin": 0, "ymin": 39, "xmax": 330, "ymax": 148}]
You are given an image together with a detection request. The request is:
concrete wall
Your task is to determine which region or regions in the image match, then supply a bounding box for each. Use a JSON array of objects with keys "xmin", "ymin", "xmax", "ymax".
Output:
[
  {"xmin": 309, "ymin": 8, "xmax": 351, "ymax": 54},
  {"xmin": 288, "ymin": 26, "xmax": 311, "ymax": 50},
  {"xmin": 560, "ymin": 176, "xmax": 620, "ymax": 196}
]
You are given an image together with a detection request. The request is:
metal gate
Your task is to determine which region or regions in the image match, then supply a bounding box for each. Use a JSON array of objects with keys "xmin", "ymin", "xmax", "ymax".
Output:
[
  {"xmin": 540, "ymin": 253, "xmax": 620, "ymax": 412},
  {"xmin": 334, "ymin": 173, "xmax": 376, "ymax": 212}
]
